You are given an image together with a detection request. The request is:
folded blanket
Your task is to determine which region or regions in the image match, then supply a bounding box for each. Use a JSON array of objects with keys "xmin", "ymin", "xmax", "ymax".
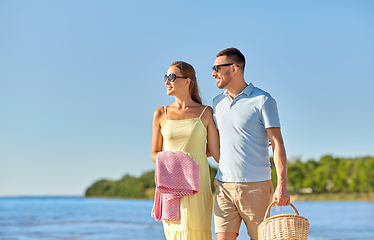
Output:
[{"xmin": 151, "ymin": 151, "xmax": 200, "ymax": 221}]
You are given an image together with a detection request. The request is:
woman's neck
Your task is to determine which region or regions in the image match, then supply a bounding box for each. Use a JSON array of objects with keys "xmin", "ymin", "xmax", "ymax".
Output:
[{"xmin": 173, "ymin": 95, "xmax": 197, "ymax": 109}]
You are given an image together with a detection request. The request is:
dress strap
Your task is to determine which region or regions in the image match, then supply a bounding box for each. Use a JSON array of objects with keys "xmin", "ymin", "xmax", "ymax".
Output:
[
  {"xmin": 164, "ymin": 106, "xmax": 168, "ymax": 120},
  {"xmin": 199, "ymin": 106, "xmax": 208, "ymax": 118}
]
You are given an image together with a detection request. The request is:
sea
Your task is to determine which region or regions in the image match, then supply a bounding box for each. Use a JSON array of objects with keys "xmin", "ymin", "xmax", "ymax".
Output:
[{"xmin": 0, "ymin": 197, "xmax": 374, "ymax": 240}]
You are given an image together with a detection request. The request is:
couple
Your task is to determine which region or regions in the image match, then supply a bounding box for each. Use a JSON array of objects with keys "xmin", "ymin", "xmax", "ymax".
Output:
[{"xmin": 151, "ymin": 48, "xmax": 290, "ymax": 240}]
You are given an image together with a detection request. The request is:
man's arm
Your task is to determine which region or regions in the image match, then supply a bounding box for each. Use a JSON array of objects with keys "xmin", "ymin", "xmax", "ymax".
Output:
[{"xmin": 266, "ymin": 127, "xmax": 290, "ymax": 206}]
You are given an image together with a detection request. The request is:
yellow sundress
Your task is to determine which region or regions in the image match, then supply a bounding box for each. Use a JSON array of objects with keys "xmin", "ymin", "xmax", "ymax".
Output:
[{"xmin": 160, "ymin": 106, "xmax": 213, "ymax": 240}]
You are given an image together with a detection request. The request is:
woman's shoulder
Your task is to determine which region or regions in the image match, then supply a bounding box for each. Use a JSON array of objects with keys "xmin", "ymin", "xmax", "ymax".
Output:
[
  {"xmin": 202, "ymin": 105, "xmax": 213, "ymax": 112},
  {"xmin": 200, "ymin": 105, "xmax": 213, "ymax": 118},
  {"xmin": 153, "ymin": 106, "xmax": 166, "ymax": 119}
]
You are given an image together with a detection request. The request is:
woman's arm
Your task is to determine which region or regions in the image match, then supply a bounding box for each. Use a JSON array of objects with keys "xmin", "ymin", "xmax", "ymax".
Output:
[
  {"xmin": 151, "ymin": 107, "xmax": 164, "ymax": 163},
  {"xmin": 204, "ymin": 107, "xmax": 220, "ymax": 163}
]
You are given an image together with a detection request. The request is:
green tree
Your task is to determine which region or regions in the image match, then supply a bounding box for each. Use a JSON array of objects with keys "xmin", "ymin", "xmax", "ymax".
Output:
[
  {"xmin": 287, "ymin": 159, "xmax": 306, "ymax": 194},
  {"xmin": 301, "ymin": 160, "xmax": 318, "ymax": 189},
  {"xmin": 348, "ymin": 157, "xmax": 374, "ymax": 193},
  {"xmin": 85, "ymin": 179, "xmax": 115, "ymax": 197},
  {"xmin": 332, "ymin": 159, "xmax": 352, "ymax": 192},
  {"xmin": 311, "ymin": 155, "xmax": 339, "ymax": 193},
  {"xmin": 139, "ymin": 170, "xmax": 156, "ymax": 189},
  {"xmin": 363, "ymin": 157, "xmax": 374, "ymax": 192},
  {"xmin": 85, "ymin": 155, "xmax": 374, "ymax": 199},
  {"xmin": 209, "ymin": 165, "xmax": 218, "ymax": 193},
  {"xmin": 116, "ymin": 175, "xmax": 147, "ymax": 198}
]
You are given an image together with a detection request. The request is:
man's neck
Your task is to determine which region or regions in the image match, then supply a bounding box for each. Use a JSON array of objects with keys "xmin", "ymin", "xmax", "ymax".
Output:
[{"xmin": 226, "ymin": 80, "xmax": 248, "ymax": 99}]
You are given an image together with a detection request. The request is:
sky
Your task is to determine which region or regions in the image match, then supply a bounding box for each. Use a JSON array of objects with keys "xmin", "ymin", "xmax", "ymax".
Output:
[{"xmin": 1, "ymin": 0, "xmax": 373, "ymax": 196}]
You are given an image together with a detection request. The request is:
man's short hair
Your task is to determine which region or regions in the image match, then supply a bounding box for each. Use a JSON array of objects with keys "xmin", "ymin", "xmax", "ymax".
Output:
[{"xmin": 217, "ymin": 48, "xmax": 246, "ymax": 71}]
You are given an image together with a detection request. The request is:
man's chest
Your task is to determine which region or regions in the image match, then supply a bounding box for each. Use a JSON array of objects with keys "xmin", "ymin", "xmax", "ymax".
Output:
[{"xmin": 215, "ymin": 99, "xmax": 264, "ymax": 130}]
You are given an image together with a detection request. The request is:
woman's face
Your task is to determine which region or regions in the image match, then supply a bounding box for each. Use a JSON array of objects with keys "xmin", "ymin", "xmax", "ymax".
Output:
[{"xmin": 165, "ymin": 66, "xmax": 188, "ymax": 96}]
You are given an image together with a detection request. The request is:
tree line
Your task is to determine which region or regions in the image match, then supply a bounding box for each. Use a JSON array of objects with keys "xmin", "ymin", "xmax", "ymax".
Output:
[
  {"xmin": 85, "ymin": 155, "xmax": 374, "ymax": 199},
  {"xmin": 276, "ymin": 155, "xmax": 374, "ymax": 194}
]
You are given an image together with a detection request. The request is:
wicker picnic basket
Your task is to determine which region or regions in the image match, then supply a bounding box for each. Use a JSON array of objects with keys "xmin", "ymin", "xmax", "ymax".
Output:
[{"xmin": 258, "ymin": 202, "xmax": 309, "ymax": 240}]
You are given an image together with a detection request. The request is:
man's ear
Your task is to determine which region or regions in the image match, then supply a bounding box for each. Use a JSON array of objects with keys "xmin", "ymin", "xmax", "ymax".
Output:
[{"xmin": 232, "ymin": 64, "xmax": 239, "ymax": 75}]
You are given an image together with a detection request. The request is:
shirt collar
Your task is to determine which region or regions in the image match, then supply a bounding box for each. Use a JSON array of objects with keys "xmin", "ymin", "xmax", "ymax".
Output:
[
  {"xmin": 223, "ymin": 83, "xmax": 254, "ymax": 97},
  {"xmin": 242, "ymin": 83, "xmax": 254, "ymax": 96}
]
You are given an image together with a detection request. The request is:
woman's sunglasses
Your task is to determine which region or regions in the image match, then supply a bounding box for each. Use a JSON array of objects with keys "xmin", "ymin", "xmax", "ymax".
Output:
[{"xmin": 164, "ymin": 74, "xmax": 188, "ymax": 82}]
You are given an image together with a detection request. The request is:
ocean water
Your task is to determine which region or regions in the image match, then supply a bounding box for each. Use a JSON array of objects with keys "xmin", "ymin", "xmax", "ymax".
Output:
[{"xmin": 0, "ymin": 197, "xmax": 374, "ymax": 240}]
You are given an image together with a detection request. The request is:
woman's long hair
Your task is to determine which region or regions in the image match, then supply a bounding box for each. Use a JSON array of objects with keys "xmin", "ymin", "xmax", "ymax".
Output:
[{"xmin": 170, "ymin": 61, "xmax": 202, "ymax": 104}]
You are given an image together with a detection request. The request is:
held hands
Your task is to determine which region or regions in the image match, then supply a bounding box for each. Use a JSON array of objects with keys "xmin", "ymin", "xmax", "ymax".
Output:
[{"xmin": 273, "ymin": 185, "xmax": 291, "ymax": 206}]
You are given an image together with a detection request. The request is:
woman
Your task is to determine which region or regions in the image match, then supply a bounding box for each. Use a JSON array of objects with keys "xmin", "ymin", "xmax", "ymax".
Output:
[{"xmin": 151, "ymin": 61, "xmax": 220, "ymax": 240}]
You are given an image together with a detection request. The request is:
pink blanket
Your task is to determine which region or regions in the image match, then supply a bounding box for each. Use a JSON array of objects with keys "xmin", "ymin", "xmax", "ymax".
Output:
[{"xmin": 151, "ymin": 151, "xmax": 200, "ymax": 221}]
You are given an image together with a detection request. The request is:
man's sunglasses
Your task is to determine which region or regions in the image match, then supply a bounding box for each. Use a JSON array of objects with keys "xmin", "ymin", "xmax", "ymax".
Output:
[
  {"xmin": 212, "ymin": 63, "xmax": 239, "ymax": 72},
  {"xmin": 164, "ymin": 74, "xmax": 188, "ymax": 82}
]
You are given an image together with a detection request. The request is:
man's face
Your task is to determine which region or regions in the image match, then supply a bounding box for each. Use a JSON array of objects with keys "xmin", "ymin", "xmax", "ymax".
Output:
[{"xmin": 212, "ymin": 56, "xmax": 233, "ymax": 89}]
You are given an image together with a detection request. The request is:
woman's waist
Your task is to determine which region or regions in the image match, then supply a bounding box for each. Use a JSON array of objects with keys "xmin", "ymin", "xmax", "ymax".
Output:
[{"xmin": 163, "ymin": 149, "xmax": 206, "ymax": 155}]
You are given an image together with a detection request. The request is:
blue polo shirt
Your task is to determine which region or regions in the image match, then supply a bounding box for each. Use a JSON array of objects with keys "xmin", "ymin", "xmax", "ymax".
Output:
[{"xmin": 213, "ymin": 83, "xmax": 281, "ymax": 182}]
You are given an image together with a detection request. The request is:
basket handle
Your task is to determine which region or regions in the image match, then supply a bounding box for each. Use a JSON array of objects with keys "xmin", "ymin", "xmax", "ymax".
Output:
[{"xmin": 263, "ymin": 201, "xmax": 300, "ymax": 220}]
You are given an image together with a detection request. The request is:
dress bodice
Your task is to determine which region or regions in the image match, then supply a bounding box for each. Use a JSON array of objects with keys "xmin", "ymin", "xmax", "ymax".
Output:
[{"xmin": 161, "ymin": 117, "xmax": 207, "ymax": 154}]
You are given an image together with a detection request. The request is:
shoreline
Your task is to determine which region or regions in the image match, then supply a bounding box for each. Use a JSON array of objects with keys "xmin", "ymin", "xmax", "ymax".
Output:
[
  {"xmin": 86, "ymin": 192, "xmax": 374, "ymax": 202},
  {"xmin": 290, "ymin": 192, "xmax": 374, "ymax": 202},
  {"xmin": 3, "ymin": 193, "xmax": 373, "ymax": 202}
]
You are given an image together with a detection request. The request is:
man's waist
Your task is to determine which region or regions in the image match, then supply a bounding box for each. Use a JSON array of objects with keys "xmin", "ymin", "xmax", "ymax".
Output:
[{"xmin": 215, "ymin": 167, "xmax": 271, "ymax": 183}]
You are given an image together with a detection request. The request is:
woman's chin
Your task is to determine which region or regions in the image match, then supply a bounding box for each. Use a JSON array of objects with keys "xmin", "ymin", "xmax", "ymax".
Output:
[{"xmin": 166, "ymin": 90, "xmax": 175, "ymax": 96}]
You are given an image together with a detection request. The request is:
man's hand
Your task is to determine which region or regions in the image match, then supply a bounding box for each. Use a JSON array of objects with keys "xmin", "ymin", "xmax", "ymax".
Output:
[{"xmin": 273, "ymin": 185, "xmax": 290, "ymax": 206}]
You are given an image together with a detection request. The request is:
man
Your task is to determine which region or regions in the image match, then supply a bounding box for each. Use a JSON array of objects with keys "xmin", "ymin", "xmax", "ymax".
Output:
[{"xmin": 212, "ymin": 48, "xmax": 290, "ymax": 240}]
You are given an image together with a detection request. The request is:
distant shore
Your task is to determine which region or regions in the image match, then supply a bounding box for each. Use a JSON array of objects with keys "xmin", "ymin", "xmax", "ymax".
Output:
[
  {"xmin": 291, "ymin": 192, "xmax": 374, "ymax": 202},
  {"xmin": 4, "ymin": 193, "xmax": 373, "ymax": 202},
  {"xmin": 85, "ymin": 191, "xmax": 374, "ymax": 202}
]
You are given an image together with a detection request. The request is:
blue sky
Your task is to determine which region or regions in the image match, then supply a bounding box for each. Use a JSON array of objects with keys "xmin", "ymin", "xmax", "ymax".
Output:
[{"xmin": 1, "ymin": 0, "xmax": 373, "ymax": 196}]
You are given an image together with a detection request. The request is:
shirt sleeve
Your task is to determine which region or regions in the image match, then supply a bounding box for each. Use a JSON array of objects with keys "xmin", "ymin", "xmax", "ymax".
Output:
[
  {"xmin": 260, "ymin": 96, "xmax": 281, "ymax": 129},
  {"xmin": 212, "ymin": 96, "xmax": 218, "ymax": 128}
]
